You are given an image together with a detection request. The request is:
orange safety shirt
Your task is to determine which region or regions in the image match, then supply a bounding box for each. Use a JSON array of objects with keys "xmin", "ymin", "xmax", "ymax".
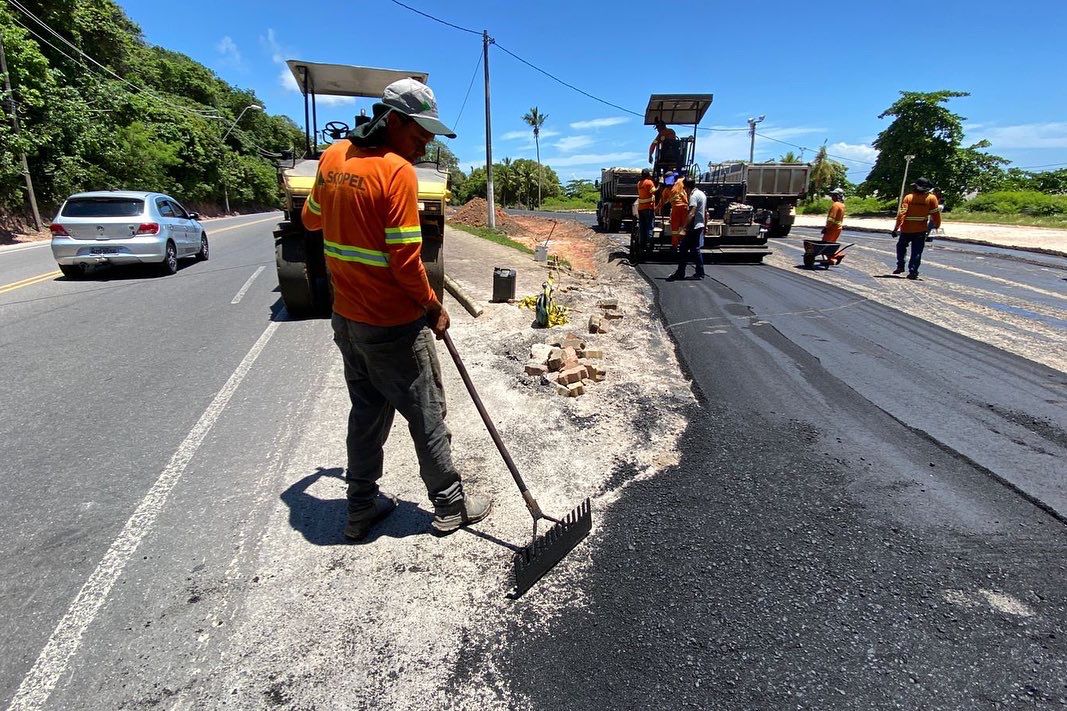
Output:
[
  {"xmin": 649, "ymin": 127, "xmax": 678, "ymax": 156},
  {"xmin": 824, "ymin": 201, "xmax": 845, "ymax": 242},
  {"xmin": 895, "ymin": 192, "xmax": 941, "ymax": 234},
  {"xmin": 301, "ymin": 139, "xmax": 438, "ymax": 326},
  {"xmin": 669, "ymin": 180, "xmax": 689, "ymax": 207},
  {"xmin": 636, "ymin": 178, "xmax": 656, "ymax": 210}
]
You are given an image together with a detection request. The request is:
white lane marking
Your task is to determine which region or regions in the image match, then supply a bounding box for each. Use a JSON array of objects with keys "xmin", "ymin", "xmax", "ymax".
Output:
[
  {"xmin": 208, "ymin": 215, "xmax": 278, "ymax": 235},
  {"xmin": 6, "ymin": 316, "xmax": 283, "ymax": 711},
  {"xmin": 779, "ymin": 240, "xmax": 1065, "ymax": 300},
  {"xmin": 0, "ymin": 241, "xmax": 50, "ymax": 256},
  {"xmin": 231, "ymin": 266, "xmax": 266, "ymax": 304}
]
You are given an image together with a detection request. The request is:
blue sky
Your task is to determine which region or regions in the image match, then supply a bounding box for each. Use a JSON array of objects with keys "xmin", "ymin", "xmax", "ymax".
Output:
[{"xmin": 120, "ymin": 0, "xmax": 1067, "ymax": 183}]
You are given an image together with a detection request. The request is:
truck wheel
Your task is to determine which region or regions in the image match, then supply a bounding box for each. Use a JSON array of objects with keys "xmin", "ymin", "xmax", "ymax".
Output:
[
  {"xmin": 768, "ymin": 223, "xmax": 792, "ymax": 238},
  {"xmin": 421, "ymin": 238, "xmax": 444, "ymax": 303}
]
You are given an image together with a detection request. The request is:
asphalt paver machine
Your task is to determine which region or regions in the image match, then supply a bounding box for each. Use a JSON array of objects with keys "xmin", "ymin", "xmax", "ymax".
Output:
[
  {"xmin": 631, "ymin": 93, "xmax": 771, "ymax": 264},
  {"xmin": 274, "ymin": 60, "xmax": 448, "ymax": 317}
]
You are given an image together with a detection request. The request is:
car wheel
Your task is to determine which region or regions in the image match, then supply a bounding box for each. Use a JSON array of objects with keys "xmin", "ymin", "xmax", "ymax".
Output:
[
  {"xmin": 196, "ymin": 234, "xmax": 209, "ymax": 261},
  {"xmin": 59, "ymin": 264, "xmax": 84, "ymax": 279},
  {"xmin": 160, "ymin": 241, "xmax": 179, "ymax": 275}
]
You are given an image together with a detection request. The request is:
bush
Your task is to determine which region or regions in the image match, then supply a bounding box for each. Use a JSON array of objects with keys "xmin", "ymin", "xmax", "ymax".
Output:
[
  {"xmin": 540, "ymin": 195, "xmax": 598, "ymax": 211},
  {"xmin": 799, "ymin": 196, "xmax": 895, "ymax": 215},
  {"xmin": 959, "ymin": 191, "xmax": 1067, "ymax": 216}
]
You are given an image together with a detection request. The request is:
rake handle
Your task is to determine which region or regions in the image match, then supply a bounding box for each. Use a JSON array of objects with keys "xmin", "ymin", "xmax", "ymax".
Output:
[{"xmin": 441, "ymin": 330, "xmax": 544, "ymax": 520}]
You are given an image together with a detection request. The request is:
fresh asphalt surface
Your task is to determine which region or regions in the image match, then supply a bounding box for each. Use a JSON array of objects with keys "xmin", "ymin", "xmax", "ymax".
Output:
[{"xmin": 2, "ymin": 210, "xmax": 1065, "ymax": 708}]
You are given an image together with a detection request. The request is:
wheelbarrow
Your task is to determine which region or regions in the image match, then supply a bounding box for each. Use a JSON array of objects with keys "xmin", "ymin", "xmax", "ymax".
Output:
[{"xmin": 803, "ymin": 240, "xmax": 854, "ymax": 269}]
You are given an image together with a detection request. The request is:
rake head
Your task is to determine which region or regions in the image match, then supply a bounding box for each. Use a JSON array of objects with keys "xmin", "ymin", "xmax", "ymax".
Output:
[{"xmin": 511, "ymin": 498, "xmax": 592, "ymax": 598}]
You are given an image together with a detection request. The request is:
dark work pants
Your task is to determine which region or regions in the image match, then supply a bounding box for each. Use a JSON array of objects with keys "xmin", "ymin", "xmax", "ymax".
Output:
[
  {"xmin": 673, "ymin": 225, "xmax": 706, "ymax": 277},
  {"xmin": 896, "ymin": 231, "xmax": 928, "ymax": 274},
  {"xmin": 638, "ymin": 208, "xmax": 654, "ymax": 249},
  {"xmin": 330, "ymin": 314, "xmax": 462, "ymax": 516}
]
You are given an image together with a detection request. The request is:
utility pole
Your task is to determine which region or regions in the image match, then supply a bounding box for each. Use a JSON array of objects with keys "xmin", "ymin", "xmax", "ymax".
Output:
[
  {"xmin": 483, "ymin": 30, "xmax": 495, "ymax": 230},
  {"xmin": 897, "ymin": 154, "xmax": 916, "ymax": 213},
  {"xmin": 219, "ymin": 104, "xmax": 262, "ymax": 214},
  {"xmin": 0, "ymin": 33, "xmax": 43, "ymax": 231},
  {"xmin": 747, "ymin": 115, "xmax": 765, "ymax": 164}
]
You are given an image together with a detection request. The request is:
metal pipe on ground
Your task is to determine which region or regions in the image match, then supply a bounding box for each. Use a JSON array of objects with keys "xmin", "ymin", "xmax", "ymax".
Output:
[{"xmin": 444, "ymin": 274, "xmax": 484, "ymax": 318}]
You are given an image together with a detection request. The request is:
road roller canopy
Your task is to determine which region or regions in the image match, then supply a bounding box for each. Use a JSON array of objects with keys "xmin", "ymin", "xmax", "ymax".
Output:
[
  {"xmin": 644, "ymin": 94, "xmax": 714, "ymax": 126},
  {"xmin": 286, "ymin": 60, "xmax": 429, "ymax": 98}
]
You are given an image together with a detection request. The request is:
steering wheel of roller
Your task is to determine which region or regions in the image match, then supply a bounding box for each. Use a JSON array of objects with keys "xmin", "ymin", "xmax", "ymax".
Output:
[{"xmin": 323, "ymin": 121, "xmax": 350, "ymax": 143}]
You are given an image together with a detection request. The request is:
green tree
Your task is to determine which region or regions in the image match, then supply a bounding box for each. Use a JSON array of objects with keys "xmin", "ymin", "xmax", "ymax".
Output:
[
  {"xmin": 778, "ymin": 151, "xmax": 802, "ymax": 163},
  {"xmin": 522, "ymin": 106, "xmax": 547, "ymax": 208},
  {"xmin": 808, "ymin": 144, "xmax": 850, "ymax": 199}
]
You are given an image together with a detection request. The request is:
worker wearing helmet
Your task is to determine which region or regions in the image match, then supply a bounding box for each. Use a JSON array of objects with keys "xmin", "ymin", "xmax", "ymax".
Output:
[
  {"xmin": 302, "ymin": 78, "xmax": 491, "ymax": 541},
  {"xmin": 892, "ymin": 176, "xmax": 940, "ymax": 279}
]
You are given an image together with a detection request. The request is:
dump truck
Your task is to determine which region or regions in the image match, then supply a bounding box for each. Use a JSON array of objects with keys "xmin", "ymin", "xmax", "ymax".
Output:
[
  {"xmin": 705, "ymin": 162, "xmax": 810, "ymax": 237},
  {"xmin": 596, "ymin": 167, "xmax": 641, "ymax": 233},
  {"xmin": 274, "ymin": 60, "xmax": 447, "ymax": 318}
]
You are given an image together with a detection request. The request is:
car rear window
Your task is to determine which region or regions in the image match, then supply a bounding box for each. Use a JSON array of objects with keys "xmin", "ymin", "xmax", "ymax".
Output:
[{"xmin": 61, "ymin": 197, "xmax": 145, "ymax": 218}]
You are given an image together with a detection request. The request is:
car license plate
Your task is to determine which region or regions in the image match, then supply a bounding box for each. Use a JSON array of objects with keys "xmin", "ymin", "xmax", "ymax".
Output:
[{"xmin": 90, "ymin": 247, "xmax": 118, "ymax": 255}]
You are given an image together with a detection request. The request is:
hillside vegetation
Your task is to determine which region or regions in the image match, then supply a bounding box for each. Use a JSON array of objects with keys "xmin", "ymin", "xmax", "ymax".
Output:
[{"xmin": 0, "ymin": 0, "xmax": 303, "ymax": 222}]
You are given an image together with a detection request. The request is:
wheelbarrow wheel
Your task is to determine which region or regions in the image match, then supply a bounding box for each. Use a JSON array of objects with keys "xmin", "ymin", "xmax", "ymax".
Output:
[{"xmin": 803, "ymin": 253, "xmax": 815, "ymax": 269}]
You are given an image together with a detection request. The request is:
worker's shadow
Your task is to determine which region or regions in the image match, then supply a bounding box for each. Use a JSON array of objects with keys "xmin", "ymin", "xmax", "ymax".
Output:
[{"xmin": 280, "ymin": 467, "xmax": 432, "ymax": 545}]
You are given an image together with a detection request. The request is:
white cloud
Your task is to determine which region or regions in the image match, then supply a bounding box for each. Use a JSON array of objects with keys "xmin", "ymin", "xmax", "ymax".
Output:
[
  {"xmin": 968, "ymin": 121, "xmax": 1067, "ymax": 149},
  {"xmin": 263, "ymin": 29, "xmax": 355, "ymax": 105},
  {"xmin": 501, "ymin": 129, "xmax": 561, "ymax": 141},
  {"xmin": 543, "ymin": 152, "xmax": 642, "ymax": 168},
  {"xmin": 826, "ymin": 142, "xmax": 879, "ymax": 164},
  {"xmin": 569, "ymin": 117, "xmax": 630, "ymax": 130},
  {"xmin": 216, "ymin": 36, "xmax": 242, "ymax": 67},
  {"xmin": 554, "ymin": 135, "xmax": 594, "ymax": 152}
]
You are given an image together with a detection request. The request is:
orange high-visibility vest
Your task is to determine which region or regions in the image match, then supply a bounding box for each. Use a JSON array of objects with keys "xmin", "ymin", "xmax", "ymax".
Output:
[
  {"xmin": 895, "ymin": 192, "xmax": 941, "ymax": 234},
  {"xmin": 824, "ymin": 201, "xmax": 845, "ymax": 242},
  {"xmin": 637, "ymin": 178, "xmax": 656, "ymax": 209}
]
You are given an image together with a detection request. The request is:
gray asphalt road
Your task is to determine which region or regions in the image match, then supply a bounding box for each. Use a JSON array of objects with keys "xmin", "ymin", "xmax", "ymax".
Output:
[
  {"xmin": 0, "ymin": 212, "xmax": 337, "ymax": 708},
  {"xmin": 499, "ymin": 255, "xmax": 1067, "ymax": 710}
]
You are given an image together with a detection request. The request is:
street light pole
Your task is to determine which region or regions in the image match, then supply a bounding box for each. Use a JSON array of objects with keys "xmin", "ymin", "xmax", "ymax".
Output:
[
  {"xmin": 747, "ymin": 115, "xmax": 765, "ymax": 164},
  {"xmin": 220, "ymin": 104, "xmax": 262, "ymax": 214},
  {"xmin": 483, "ymin": 30, "xmax": 496, "ymax": 230},
  {"xmin": 897, "ymin": 154, "xmax": 916, "ymax": 214}
]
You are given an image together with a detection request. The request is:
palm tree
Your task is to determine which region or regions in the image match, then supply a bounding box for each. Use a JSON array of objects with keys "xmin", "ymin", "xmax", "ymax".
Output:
[
  {"xmin": 500, "ymin": 156, "xmax": 513, "ymax": 207},
  {"xmin": 779, "ymin": 150, "xmax": 802, "ymax": 164},
  {"xmin": 809, "ymin": 144, "xmax": 836, "ymax": 197},
  {"xmin": 522, "ymin": 107, "xmax": 547, "ymax": 209}
]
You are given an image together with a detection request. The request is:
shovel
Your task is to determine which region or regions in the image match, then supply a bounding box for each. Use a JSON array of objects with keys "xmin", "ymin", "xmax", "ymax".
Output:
[{"xmin": 441, "ymin": 331, "xmax": 592, "ymax": 598}]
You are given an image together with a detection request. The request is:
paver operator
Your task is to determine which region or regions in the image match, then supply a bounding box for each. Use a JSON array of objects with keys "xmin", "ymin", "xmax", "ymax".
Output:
[
  {"xmin": 892, "ymin": 176, "xmax": 940, "ymax": 279},
  {"xmin": 648, "ymin": 119, "xmax": 678, "ymax": 164},
  {"xmin": 636, "ymin": 168, "xmax": 656, "ymax": 251},
  {"xmin": 822, "ymin": 187, "xmax": 847, "ymax": 265},
  {"xmin": 302, "ymin": 78, "xmax": 491, "ymax": 542}
]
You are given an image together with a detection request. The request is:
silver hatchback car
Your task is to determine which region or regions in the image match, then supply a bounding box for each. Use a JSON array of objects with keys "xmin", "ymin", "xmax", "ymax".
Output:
[{"xmin": 50, "ymin": 191, "xmax": 209, "ymax": 278}]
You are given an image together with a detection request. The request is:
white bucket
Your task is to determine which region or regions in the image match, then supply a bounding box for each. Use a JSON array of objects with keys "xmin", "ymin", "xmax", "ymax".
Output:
[{"xmin": 534, "ymin": 244, "xmax": 549, "ymax": 262}]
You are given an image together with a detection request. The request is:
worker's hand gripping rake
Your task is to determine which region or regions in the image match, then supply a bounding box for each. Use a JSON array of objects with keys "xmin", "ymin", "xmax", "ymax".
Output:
[{"xmin": 442, "ymin": 331, "xmax": 592, "ymax": 598}]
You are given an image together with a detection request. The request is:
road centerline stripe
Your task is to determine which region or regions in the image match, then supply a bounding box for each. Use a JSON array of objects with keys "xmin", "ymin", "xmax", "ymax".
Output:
[
  {"xmin": 0, "ymin": 271, "xmax": 61, "ymax": 295},
  {"xmin": 208, "ymin": 215, "xmax": 277, "ymax": 235},
  {"xmin": 231, "ymin": 265, "xmax": 266, "ymax": 304},
  {"xmin": 6, "ymin": 315, "xmax": 283, "ymax": 711}
]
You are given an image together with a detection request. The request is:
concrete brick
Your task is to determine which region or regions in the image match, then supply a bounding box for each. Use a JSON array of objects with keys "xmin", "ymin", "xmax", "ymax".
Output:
[
  {"xmin": 525, "ymin": 361, "xmax": 548, "ymax": 376},
  {"xmin": 530, "ymin": 343, "xmax": 553, "ymax": 364},
  {"xmin": 566, "ymin": 382, "xmax": 585, "ymax": 397},
  {"xmin": 597, "ymin": 298, "xmax": 619, "ymax": 309},
  {"xmin": 588, "ymin": 315, "xmax": 608, "ymax": 334},
  {"xmin": 546, "ymin": 347, "xmax": 565, "ymax": 371},
  {"xmin": 556, "ymin": 384, "xmax": 571, "ymax": 396},
  {"xmin": 602, "ymin": 309, "xmax": 624, "ymax": 320},
  {"xmin": 558, "ymin": 366, "xmax": 584, "ymax": 385},
  {"xmin": 583, "ymin": 348, "xmax": 604, "ymax": 359}
]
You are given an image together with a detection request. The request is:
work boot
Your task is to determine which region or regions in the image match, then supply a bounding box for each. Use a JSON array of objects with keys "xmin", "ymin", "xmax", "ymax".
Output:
[
  {"xmin": 892, "ymin": 266, "xmax": 905, "ymax": 275},
  {"xmin": 665, "ymin": 271, "xmax": 685, "ymax": 282},
  {"xmin": 344, "ymin": 491, "xmax": 398, "ymax": 542},
  {"xmin": 906, "ymin": 272, "xmax": 919, "ymax": 280},
  {"xmin": 432, "ymin": 493, "xmax": 492, "ymax": 533}
]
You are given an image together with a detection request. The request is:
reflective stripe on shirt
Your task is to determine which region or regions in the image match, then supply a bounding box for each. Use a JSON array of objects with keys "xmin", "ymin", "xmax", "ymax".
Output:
[
  {"xmin": 904, "ymin": 216, "xmax": 928, "ymax": 221},
  {"xmin": 306, "ymin": 195, "xmax": 321, "ymax": 215},
  {"xmin": 324, "ymin": 239, "xmax": 389, "ymax": 267},
  {"xmin": 384, "ymin": 225, "xmax": 422, "ymax": 245}
]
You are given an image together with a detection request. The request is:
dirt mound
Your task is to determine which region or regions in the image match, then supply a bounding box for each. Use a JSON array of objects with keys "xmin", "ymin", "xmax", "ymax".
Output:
[{"xmin": 450, "ymin": 198, "xmax": 511, "ymax": 229}]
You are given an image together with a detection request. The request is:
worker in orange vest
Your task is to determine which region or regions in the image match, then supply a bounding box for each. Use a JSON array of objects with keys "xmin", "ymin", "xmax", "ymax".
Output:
[
  {"xmin": 656, "ymin": 172, "xmax": 689, "ymax": 248},
  {"xmin": 648, "ymin": 119, "xmax": 678, "ymax": 164},
  {"xmin": 892, "ymin": 176, "xmax": 940, "ymax": 279},
  {"xmin": 302, "ymin": 78, "xmax": 491, "ymax": 541},
  {"xmin": 822, "ymin": 187, "xmax": 846, "ymax": 264},
  {"xmin": 636, "ymin": 168, "xmax": 656, "ymax": 251}
]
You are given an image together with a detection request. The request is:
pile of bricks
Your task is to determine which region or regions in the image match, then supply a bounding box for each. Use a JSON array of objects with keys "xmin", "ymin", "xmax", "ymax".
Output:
[
  {"xmin": 588, "ymin": 298, "xmax": 623, "ymax": 335},
  {"xmin": 524, "ymin": 331, "xmax": 606, "ymax": 398}
]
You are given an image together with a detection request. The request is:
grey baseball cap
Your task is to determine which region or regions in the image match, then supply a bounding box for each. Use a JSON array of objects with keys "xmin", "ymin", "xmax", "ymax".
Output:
[{"xmin": 362, "ymin": 78, "xmax": 456, "ymax": 139}]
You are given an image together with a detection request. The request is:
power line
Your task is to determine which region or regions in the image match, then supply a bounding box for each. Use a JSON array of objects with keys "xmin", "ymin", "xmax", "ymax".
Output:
[
  {"xmin": 451, "ymin": 48, "xmax": 482, "ymax": 130},
  {"xmin": 755, "ymin": 132, "xmax": 875, "ymax": 166},
  {"xmin": 387, "ymin": 0, "xmax": 480, "ymax": 35},
  {"xmin": 7, "ymin": 0, "xmax": 216, "ymax": 117},
  {"xmin": 1015, "ymin": 162, "xmax": 1067, "ymax": 170}
]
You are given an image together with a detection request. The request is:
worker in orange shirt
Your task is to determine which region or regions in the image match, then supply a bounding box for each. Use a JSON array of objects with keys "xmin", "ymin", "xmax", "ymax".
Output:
[
  {"xmin": 648, "ymin": 119, "xmax": 678, "ymax": 164},
  {"xmin": 302, "ymin": 78, "xmax": 490, "ymax": 541},
  {"xmin": 891, "ymin": 176, "xmax": 940, "ymax": 279},
  {"xmin": 822, "ymin": 187, "xmax": 846, "ymax": 264},
  {"xmin": 656, "ymin": 172, "xmax": 689, "ymax": 248},
  {"xmin": 636, "ymin": 168, "xmax": 656, "ymax": 251}
]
